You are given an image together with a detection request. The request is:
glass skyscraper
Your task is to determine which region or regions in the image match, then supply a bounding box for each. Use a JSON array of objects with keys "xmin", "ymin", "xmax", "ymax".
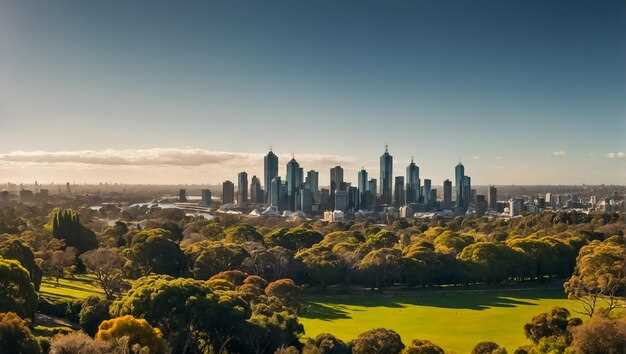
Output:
[
  {"xmin": 379, "ymin": 146, "xmax": 393, "ymax": 206},
  {"xmin": 264, "ymin": 150, "xmax": 278, "ymax": 204},
  {"xmin": 405, "ymin": 158, "xmax": 419, "ymax": 204},
  {"xmin": 455, "ymin": 163, "xmax": 465, "ymax": 209}
]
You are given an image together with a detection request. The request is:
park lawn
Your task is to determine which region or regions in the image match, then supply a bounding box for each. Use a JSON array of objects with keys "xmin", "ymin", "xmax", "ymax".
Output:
[
  {"xmin": 40, "ymin": 274, "xmax": 105, "ymax": 302},
  {"xmin": 300, "ymin": 288, "xmax": 581, "ymax": 353}
]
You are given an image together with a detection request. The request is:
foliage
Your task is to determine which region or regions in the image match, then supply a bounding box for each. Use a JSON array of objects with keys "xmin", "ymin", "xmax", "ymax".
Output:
[
  {"xmin": 523, "ymin": 307, "xmax": 581, "ymax": 344},
  {"xmin": 401, "ymin": 339, "xmax": 445, "ymax": 354},
  {"xmin": 128, "ymin": 231, "xmax": 186, "ymax": 276},
  {"xmin": 0, "ymin": 312, "xmax": 42, "ymax": 354},
  {"xmin": 80, "ymin": 248, "xmax": 126, "ymax": 298},
  {"xmin": 189, "ymin": 241, "xmax": 249, "ymax": 279},
  {"xmin": 47, "ymin": 208, "xmax": 97, "ymax": 253},
  {"xmin": 96, "ymin": 315, "xmax": 168, "ymax": 354},
  {"xmin": 78, "ymin": 296, "xmax": 110, "ymax": 336},
  {"xmin": 0, "ymin": 258, "xmax": 38, "ymax": 319},
  {"xmin": 569, "ymin": 314, "xmax": 626, "ymax": 354},
  {"xmin": 471, "ymin": 341, "xmax": 507, "ymax": 354},
  {"xmin": 0, "ymin": 239, "xmax": 42, "ymax": 290},
  {"xmin": 295, "ymin": 245, "xmax": 345, "ymax": 288},
  {"xmin": 350, "ymin": 328, "xmax": 404, "ymax": 354}
]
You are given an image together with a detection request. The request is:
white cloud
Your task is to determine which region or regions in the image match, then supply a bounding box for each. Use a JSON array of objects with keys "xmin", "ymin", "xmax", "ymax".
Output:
[
  {"xmin": 552, "ymin": 150, "xmax": 566, "ymax": 157},
  {"xmin": 0, "ymin": 148, "xmax": 351, "ymax": 167},
  {"xmin": 606, "ymin": 152, "xmax": 625, "ymax": 159}
]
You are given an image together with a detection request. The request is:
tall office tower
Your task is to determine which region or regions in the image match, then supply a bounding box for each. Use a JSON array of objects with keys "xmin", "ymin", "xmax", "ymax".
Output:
[
  {"xmin": 368, "ymin": 178, "xmax": 377, "ymax": 210},
  {"xmin": 405, "ymin": 158, "xmax": 420, "ymax": 204},
  {"xmin": 297, "ymin": 168, "xmax": 304, "ymax": 188},
  {"xmin": 462, "ymin": 176, "xmax": 472, "ymax": 208},
  {"xmin": 250, "ymin": 176, "xmax": 263, "ymax": 204},
  {"xmin": 357, "ymin": 168, "xmax": 368, "ymax": 210},
  {"xmin": 348, "ymin": 186, "xmax": 359, "ymax": 210},
  {"xmin": 476, "ymin": 195, "xmax": 487, "ymax": 214},
  {"xmin": 264, "ymin": 150, "xmax": 278, "ymax": 204},
  {"xmin": 430, "ymin": 189, "xmax": 437, "ymax": 206},
  {"xmin": 286, "ymin": 158, "xmax": 301, "ymax": 211},
  {"xmin": 279, "ymin": 181, "xmax": 289, "ymax": 211},
  {"xmin": 178, "ymin": 189, "xmax": 187, "ymax": 202},
  {"xmin": 488, "ymin": 186, "xmax": 497, "ymax": 210},
  {"xmin": 330, "ymin": 165, "xmax": 344, "ymax": 209},
  {"xmin": 237, "ymin": 172, "xmax": 248, "ymax": 207},
  {"xmin": 222, "ymin": 181, "xmax": 234, "ymax": 204},
  {"xmin": 299, "ymin": 187, "xmax": 313, "ymax": 214},
  {"xmin": 334, "ymin": 189, "xmax": 348, "ymax": 211},
  {"xmin": 423, "ymin": 179, "xmax": 432, "ymax": 206},
  {"xmin": 201, "ymin": 189, "xmax": 212, "ymax": 206},
  {"xmin": 393, "ymin": 176, "xmax": 405, "ymax": 208},
  {"xmin": 380, "ymin": 146, "xmax": 393, "ymax": 205},
  {"xmin": 443, "ymin": 179, "xmax": 452, "ymax": 209},
  {"xmin": 320, "ymin": 188, "xmax": 330, "ymax": 211},
  {"xmin": 509, "ymin": 198, "xmax": 524, "ymax": 216},
  {"xmin": 270, "ymin": 177, "xmax": 282, "ymax": 208},
  {"xmin": 305, "ymin": 170, "xmax": 319, "ymax": 193},
  {"xmin": 455, "ymin": 163, "xmax": 465, "ymax": 208}
]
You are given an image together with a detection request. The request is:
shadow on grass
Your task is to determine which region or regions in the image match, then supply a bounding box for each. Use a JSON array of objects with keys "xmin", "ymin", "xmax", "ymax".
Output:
[{"xmin": 301, "ymin": 288, "xmax": 568, "ymax": 320}]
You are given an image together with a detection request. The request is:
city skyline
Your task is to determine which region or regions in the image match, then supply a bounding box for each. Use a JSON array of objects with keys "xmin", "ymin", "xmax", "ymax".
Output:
[{"xmin": 1, "ymin": 0, "xmax": 625, "ymax": 185}]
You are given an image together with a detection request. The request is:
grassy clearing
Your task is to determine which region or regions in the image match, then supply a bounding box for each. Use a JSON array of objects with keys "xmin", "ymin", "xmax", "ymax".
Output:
[
  {"xmin": 300, "ymin": 287, "xmax": 580, "ymax": 353},
  {"xmin": 39, "ymin": 274, "xmax": 104, "ymax": 302}
]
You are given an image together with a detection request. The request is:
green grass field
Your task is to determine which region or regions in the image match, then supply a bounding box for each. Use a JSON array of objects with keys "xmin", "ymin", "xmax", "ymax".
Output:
[
  {"xmin": 300, "ymin": 288, "xmax": 580, "ymax": 353},
  {"xmin": 40, "ymin": 274, "xmax": 104, "ymax": 301}
]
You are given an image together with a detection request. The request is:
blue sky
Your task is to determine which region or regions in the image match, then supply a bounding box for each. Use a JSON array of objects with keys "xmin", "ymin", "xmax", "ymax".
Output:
[{"xmin": 0, "ymin": 0, "xmax": 624, "ymax": 185}]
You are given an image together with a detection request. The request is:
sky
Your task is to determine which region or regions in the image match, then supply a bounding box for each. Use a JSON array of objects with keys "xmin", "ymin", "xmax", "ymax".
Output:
[{"xmin": 0, "ymin": 0, "xmax": 624, "ymax": 186}]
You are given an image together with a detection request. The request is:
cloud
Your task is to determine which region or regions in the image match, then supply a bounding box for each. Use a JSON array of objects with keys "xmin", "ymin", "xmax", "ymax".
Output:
[
  {"xmin": 606, "ymin": 152, "xmax": 625, "ymax": 159},
  {"xmin": 552, "ymin": 150, "xmax": 566, "ymax": 157},
  {"xmin": 472, "ymin": 155, "xmax": 480, "ymax": 160},
  {"xmin": 0, "ymin": 148, "xmax": 352, "ymax": 168}
]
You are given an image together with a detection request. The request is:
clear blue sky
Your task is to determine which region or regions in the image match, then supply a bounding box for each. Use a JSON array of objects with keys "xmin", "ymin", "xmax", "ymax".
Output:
[{"xmin": 0, "ymin": 0, "xmax": 624, "ymax": 185}]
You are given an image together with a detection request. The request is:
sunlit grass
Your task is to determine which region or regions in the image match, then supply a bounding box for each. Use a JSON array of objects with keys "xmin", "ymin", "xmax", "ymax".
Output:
[{"xmin": 40, "ymin": 274, "xmax": 104, "ymax": 301}]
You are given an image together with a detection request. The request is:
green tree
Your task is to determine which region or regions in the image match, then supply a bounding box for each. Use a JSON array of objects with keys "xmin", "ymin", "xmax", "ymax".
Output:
[
  {"xmin": 79, "ymin": 296, "xmax": 111, "ymax": 337},
  {"xmin": 471, "ymin": 341, "xmax": 507, "ymax": 354},
  {"xmin": 224, "ymin": 224, "xmax": 263, "ymax": 243},
  {"xmin": 129, "ymin": 232, "xmax": 186, "ymax": 276},
  {"xmin": 0, "ymin": 312, "xmax": 41, "ymax": 354},
  {"xmin": 265, "ymin": 227, "xmax": 323, "ymax": 251},
  {"xmin": 0, "ymin": 258, "xmax": 38, "ymax": 319},
  {"xmin": 190, "ymin": 241, "xmax": 249, "ymax": 279},
  {"xmin": 402, "ymin": 339, "xmax": 445, "ymax": 354},
  {"xmin": 265, "ymin": 279, "xmax": 302, "ymax": 311},
  {"xmin": 523, "ymin": 307, "xmax": 581, "ymax": 344},
  {"xmin": 351, "ymin": 328, "xmax": 404, "ymax": 354},
  {"xmin": 48, "ymin": 208, "xmax": 97, "ymax": 253},
  {"xmin": 295, "ymin": 245, "xmax": 344, "ymax": 288},
  {"xmin": 357, "ymin": 248, "xmax": 402, "ymax": 289},
  {"xmin": 308, "ymin": 333, "xmax": 350, "ymax": 354},
  {"xmin": 96, "ymin": 315, "xmax": 168, "ymax": 354},
  {"xmin": 80, "ymin": 248, "xmax": 126, "ymax": 299},
  {"xmin": 0, "ymin": 239, "xmax": 42, "ymax": 290},
  {"xmin": 458, "ymin": 242, "xmax": 517, "ymax": 284}
]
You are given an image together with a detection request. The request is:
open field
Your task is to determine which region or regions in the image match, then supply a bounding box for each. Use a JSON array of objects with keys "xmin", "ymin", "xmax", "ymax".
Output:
[
  {"xmin": 40, "ymin": 275, "xmax": 104, "ymax": 302},
  {"xmin": 300, "ymin": 288, "xmax": 580, "ymax": 353}
]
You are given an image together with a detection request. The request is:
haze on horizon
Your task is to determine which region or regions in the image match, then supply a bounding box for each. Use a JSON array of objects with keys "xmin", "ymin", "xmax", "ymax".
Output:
[{"xmin": 0, "ymin": 0, "xmax": 624, "ymax": 186}]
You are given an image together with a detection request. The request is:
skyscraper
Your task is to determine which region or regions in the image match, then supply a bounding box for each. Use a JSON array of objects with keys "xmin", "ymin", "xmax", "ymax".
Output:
[
  {"xmin": 250, "ymin": 175, "xmax": 263, "ymax": 204},
  {"xmin": 368, "ymin": 178, "xmax": 377, "ymax": 210},
  {"xmin": 286, "ymin": 157, "xmax": 301, "ymax": 211},
  {"xmin": 380, "ymin": 146, "xmax": 393, "ymax": 205},
  {"xmin": 393, "ymin": 176, "xmax": 405, "ymax": 207},
  {"xmin": 305, "ymin": 170, "xmax": 319, "ymax": 193},
  {"xmin": 222, "ymin": 180, "xmax": 234, "ymax": 204},
  {"xmin": 462, "ymin": 176, "xmax": 472, "ymax": 208},
  {"xmin": 423, "ymin": 179, "xmax": 432, "ymax": 206},
  {"xmin": 455, "ymin": 163, "xmax": 465, "ymax": 209},
  {"xmin": 237, "ymin": 172, "xmax": 248, "ymax": 207},
  {"xmin": 357, "ymin": 168, "xmax": 368, "ymax": 210},
  {"xmin": 405, "ymin": 158, "xmax": 420, "ymax": 204},
  {"xmin": 178, "ymin": 189, "xmax": 187, "ymax": 202},
  {"xmin": 270, "ymin": 176, "xmax": 281, "ymax": 209},
  {"xmin": 330, "ymin": 165, "xmax": 344, "ymax": 209},
  {"xmin": 201, "ymin": 189, "xmax": 212, "ymax": 206},
  {"xmin": 488, "ymin": 186, "xmax": 497, "ymax": 210},
  {"xmin": 443, "ymin": 179, "xmax": 452, "ymax": 209},
  {"xmin": 264, "ymin": 150, "xmax": 278, "ymax": 204}
]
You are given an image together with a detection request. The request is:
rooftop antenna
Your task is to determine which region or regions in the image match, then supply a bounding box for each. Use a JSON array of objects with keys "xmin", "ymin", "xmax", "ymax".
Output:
[
  {"xmin": 269, "ymin": 145, "xmax": 273, "ymax": 152},
  {"xmin": 411, "ymin": 156, "xmax": 414, "ymax": 163},
  {"xmin": 385, "ymin": 144, "xmax": 388, "ymax": 153}
]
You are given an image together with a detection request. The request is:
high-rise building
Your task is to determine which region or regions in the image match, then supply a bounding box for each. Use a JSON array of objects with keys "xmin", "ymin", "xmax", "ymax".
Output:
[
  {"xmin": 455, "ymin": 163, "xmax": 465, "ymax": 209},
  {"xmin": 305, "ymin": 170, "xmax": 319, "ymax": 193},
  {"xmin": 299, "ymin": 187, "xmax": 313, "ymax": 214},
  {"xmin": 368, "ymin": 178, "xmax": 377, "ymax": 210},
  {"xmin": 330, "ymin": 165, "xmax": 344, "ymax": 209},
  {"xmin": 405, "ymin": 158, "xmax": 420, "ymax": 204},
  {"xmin": 286, "ymin": 158, "xmax": 301, "ymax": 211},
  {"xmin": 393, "ymin": 176, "xmax": 405, "ymax": 207},
  {"xmin": 423, "ymin": 179, "xmax": 432, "ymax": 206},
  {"xmin": 237, "ymin": 172, "xmax": 248, "ymax": 207},
  {"xmin": 270, "ymin": 177, "xmax": 282, "ymax": 209},
  {"xmin": 476, "ymin": 195, "xmax": 487, "ymax": 214},
  {"xmin": 201, "ymin": 189, "xmax": 212, "ymax": 206},
  {"xmin": 509, "ymin": 198, "xmax": 524, "ymax": 216},
  {"xmin": 222, "ymin": 181, "xmax": 234, "ymax": 204},
  {"xmin": 250, "ymin": 176, "xmax": 263, "ymax": 204},
  {"xmin": 380, "ymin": 146, "xmax": 393, "ymax": 205},
  {"xmin": 178, "ymin": 189, "xmax": 187, "ymax": 202},
  {"xmin": 335, "ymin": 189, "xmax": 348, "ymax": 211},
  {"xmin": 443, "ymin": 179, "xmax": 452, "ymax": 209},
  {"xmin": 348, "ymin": 186, "xmax": 359, "ymax": 210},
  {"xmin": 264, "ymin": 150, "xmax": 278, "ymax": 204},
  {"xmin": 357, "ymin": 168, "xmax": 368, "ymax": 210},
  {"xmin": 463, "ymin": 176, "xmax": 472, "ymax": 208},
  {"xmin": 430, "ymin": 189, "xmax": 437, "ymax": 206},
  {"xmin": 488, "ymin": 186, "xmax": 497, "ymax": 210},
  {"xmin": 320, "ymin": 188, "xmax": 330, "ymax": 211}
]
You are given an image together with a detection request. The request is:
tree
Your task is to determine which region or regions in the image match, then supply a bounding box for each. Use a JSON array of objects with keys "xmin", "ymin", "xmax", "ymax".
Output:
[
  {"xmin": 523, "ymin": 307, "xmax": 581, "ymax": 344},
  {"xmin": 564, "ymin": 239, "xmax": 625, "ymax": 317},
  {"xmin": 224, "ymin": 224, "xmax": 264, "ymax": 243},
  {"xmin": 0, "ymin": 239, "xmax": 42, "ymax": 290},
  {"xmin": 96, "ymin": 315, "xmax": 168, "ymax": 354},
  {"xmin": 458, "ymin": 242, "xmax": 517, "ymax": 284},
  {"xmin": 570, "ymin": 314, "xmax": 626, "ymax": 354},
  {"xmin": 295, "ymin": 245, "xmax": 345, "ymax": 288},
  {"xmin": 48, "ymin": 208, "xmax": 97, "ymax": 253},
  {"xmin": 49, "ymin": 331, "xmax": 127, "ymax": 354},
  {"xmin": 402, "ymin": 339, "xmax": 445, "ymax": 354},
  {"xmin": 266, "ymin": 227, "xmax": 323, "ymax": 251},
  {"xmin": 0, "ymin": 312, "xmax": 41, "ymax": 354},
  {"xmin": 0, "ymin": 258, "xmax": 38, "ymax": 319},
  {"xmin": 79, "ymin": 296, "xmax": 111, "ymax": 337},
  {"xmin": 265, "ymin": 279, "xmax": 302, "ymax": 311},
  {"xmin": 471, "ymin": 341, "xmax": 507, "ymax": 354},
  {"xmin": 190, "ymin": 241, "xmax": 249, "ymax": 279},
  {"xmin": 130, "ymin": 233, "xmax": 186, "ymax": 276},
  {"xmin": 45, "ymin": 248, "xmax": 77, "ymax": 283},
  {"xmin": 357, "ymin": 248, "xmax": 402, "ymax": 289},
  {"xmin": 351, "ymin": 328, "xmax": 404, "ymax": 354},
  {"xmin": 309, "ymin": 333, "xmax": 350, "ymax": 354},
  {"xmin": 80, "ymin": 248, "xmax": 126, "ymax": 299}
]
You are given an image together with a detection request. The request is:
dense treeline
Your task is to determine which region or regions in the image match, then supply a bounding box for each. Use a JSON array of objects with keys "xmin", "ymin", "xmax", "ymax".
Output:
[{"xmin": 0, "ymin": 202, "xmax": 624, "ymax": 353}]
